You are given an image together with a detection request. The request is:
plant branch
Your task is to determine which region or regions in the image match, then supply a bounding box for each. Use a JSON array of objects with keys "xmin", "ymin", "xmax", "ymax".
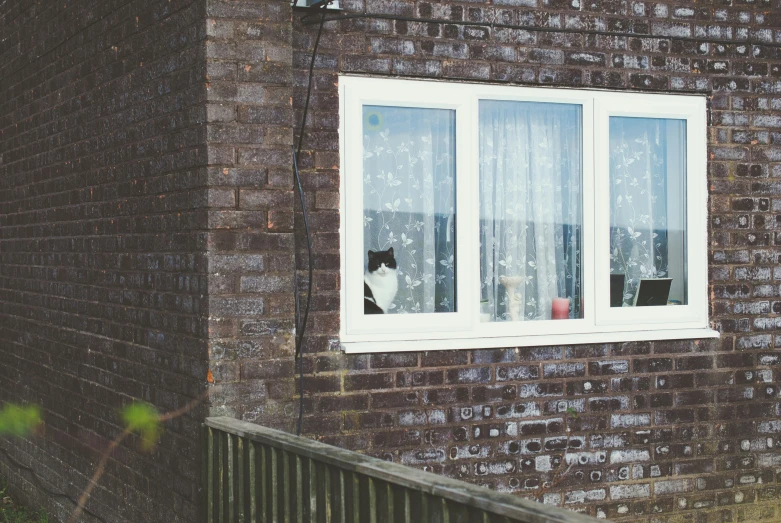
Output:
[
  {"xmin": 66, "ymin": 428, "xmax": 131, "ymax": 523},
  {"xmin": 67, "ymin": 390, "xmax": 209, "ymax": 523}
]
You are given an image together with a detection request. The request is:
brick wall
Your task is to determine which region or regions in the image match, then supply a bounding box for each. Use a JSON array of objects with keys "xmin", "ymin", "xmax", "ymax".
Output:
[
  {"xmin": 203, "ymin": 0, "xmax": 299, "ymax": 430},
  {"xmin": 283, "ymin": 1, "xmax": 781, "ymax": 521},
  {"xmin": 5, "ymin": 0, "xmax": 781, "ymax": 522},
  {"xmin": 0, "ymin": 1, "xmax": 208, "ymax": 521}
]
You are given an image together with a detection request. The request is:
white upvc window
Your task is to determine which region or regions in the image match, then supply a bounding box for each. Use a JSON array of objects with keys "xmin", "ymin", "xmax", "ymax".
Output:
[{"xmin": 339, "ymin": 76, "xmax": 715, "ymax": 353}]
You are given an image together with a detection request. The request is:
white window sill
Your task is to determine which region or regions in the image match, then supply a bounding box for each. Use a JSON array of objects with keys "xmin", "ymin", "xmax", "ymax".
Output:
[{"xmin": 341, "ymin": 328, "xmax": 720, "ymax": 354}]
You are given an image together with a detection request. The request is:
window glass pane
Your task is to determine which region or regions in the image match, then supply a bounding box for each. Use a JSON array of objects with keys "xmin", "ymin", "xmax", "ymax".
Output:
[
  {"xmin": 479, "ymin": 101, "xmax": 583, "ymax": 322},
  {"xmin": 362, "ymin": 106, "xmax": 456, "ymax": 314},
  {"xmin": 609, "ymin": 117, "xmax": 687, "ymax": 307}
]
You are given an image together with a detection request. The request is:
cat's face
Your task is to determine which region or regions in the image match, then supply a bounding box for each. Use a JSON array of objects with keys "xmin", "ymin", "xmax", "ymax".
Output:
[{"xmin": 367, "ymin": 248, "xmax": 397, "ymax": 275}]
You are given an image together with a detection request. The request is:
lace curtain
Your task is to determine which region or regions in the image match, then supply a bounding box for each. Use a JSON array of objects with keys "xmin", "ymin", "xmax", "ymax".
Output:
[
  {"xmin": 479, "ymin": 101, "xmax": 582, "ymax": 321},
  {"xmin": 609, "ymin": 118, "xmax": 681, "ymax": 306},
  {"xmin": 362, "ymin": 106, "xmax": 456, "ymax": 314}
]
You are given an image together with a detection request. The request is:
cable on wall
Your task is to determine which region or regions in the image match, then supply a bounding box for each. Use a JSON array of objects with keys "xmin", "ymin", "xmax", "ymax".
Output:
[{"xmin": 293, "ymin": 0, "xmax": 331, "ymax": 437}]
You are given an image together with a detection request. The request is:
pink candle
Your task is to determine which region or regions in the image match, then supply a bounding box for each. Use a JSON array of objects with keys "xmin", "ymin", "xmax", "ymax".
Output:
[{"xmin": 551, "ymin": 297, "xmax": 570, "ymax": 320}]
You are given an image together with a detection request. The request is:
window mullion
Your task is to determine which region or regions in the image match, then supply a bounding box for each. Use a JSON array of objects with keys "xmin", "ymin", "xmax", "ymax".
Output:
[
  {"xmin": 582, "ymin": 97, "xmax": 598, "ymax": 331},
  {"xmin": 454, "ymin": 93, "xmax": 478, "ymax": 333}
]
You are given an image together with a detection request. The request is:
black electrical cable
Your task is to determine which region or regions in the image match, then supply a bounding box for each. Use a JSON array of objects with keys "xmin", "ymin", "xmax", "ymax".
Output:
[
  {"xmin": 0, "ymin": 445, "xmax": 107, "ymax": 523},
  {"xmin": 293, "ymin": 1, "xmax": 330, "ymax": 437},
  {"xmin": 302, "ymin": 11, "xmax": 772, "ymax": 50},
  {"xmin": 292, "ymin": 149, "xmax": 313, "ymax": 439}
]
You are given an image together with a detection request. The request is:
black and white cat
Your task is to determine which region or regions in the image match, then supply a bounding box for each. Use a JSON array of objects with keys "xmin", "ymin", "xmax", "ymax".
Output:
[{"xmin": 364, "ymin": 248, "xmax": 398, "ymax": 314}]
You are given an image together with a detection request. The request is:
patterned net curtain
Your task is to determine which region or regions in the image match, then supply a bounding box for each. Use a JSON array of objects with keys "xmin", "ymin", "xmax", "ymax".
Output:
[
  {"xmin": 362, "ymin": 106, "xmax": 456, "ymax": 314},
  {"xmin": 609, "ymin": 118, "xmax": 676, "ymax": 306}
]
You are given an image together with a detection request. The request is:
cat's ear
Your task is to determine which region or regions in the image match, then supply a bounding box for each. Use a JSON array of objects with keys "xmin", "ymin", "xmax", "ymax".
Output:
[
  {"xmin": 367, "ymin": 250, "xmax": 376, "ymax": 258},
  {"xmin": 387, "ymin": 247, "xmax": 394, "ymax": 257}
]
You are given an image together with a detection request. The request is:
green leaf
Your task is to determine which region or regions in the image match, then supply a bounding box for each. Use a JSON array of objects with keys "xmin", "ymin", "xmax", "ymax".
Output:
[
  {"xmin": 565, "ymin": 407, "xmax": 579, "ymax": 418},
  {"xmin": 0, "ymin": 404, "xmax": 42, "ymax": 438},
  {"xmin": 120, "ymin": 403, "xmax": 161, "ymax": 451}
]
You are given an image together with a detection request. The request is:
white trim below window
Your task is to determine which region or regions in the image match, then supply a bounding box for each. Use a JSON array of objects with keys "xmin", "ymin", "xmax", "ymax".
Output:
[{"xmin": 342, "ymin": 328, "xmax": 720, "ymax": 354}]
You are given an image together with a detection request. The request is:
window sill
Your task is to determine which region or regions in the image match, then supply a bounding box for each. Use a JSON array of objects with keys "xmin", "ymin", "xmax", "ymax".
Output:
[{"xmin": 340, "ymin": 327, "xmax": 720, "ymax": 354}]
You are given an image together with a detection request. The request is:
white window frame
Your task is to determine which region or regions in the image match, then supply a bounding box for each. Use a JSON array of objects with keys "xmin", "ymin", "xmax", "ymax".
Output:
[
  {"xmin": 339, "ymin": 76, "xmax": 717, "ymax": 353},
  {"xmin": 593, "ymin": 94, "xmax": 709, "ymax": 329},
  {"xmin": 341, "ymin": 81, "xmax": 473, "ymax": 337}
]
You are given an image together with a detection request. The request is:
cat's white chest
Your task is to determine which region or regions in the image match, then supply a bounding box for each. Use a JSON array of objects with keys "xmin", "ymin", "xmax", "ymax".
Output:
[{"xmin": 365, "ymin": 269, "xmax": 398, "ymax": 312}]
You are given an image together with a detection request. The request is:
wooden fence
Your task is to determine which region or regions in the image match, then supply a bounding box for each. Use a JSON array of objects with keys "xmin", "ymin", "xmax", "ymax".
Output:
[{"xmin": 203, "ymin": 416, "xmax": 601, "ymax": 523}]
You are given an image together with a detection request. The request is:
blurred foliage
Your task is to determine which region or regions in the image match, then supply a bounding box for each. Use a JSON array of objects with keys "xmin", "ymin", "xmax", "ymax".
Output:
[
  {"xmin": 0, "ymin": 406, "xmax": 42, "ymax": 438},
  {"xmin": 0, "ymin": 485, "xmax": 48, "ymax": 523},
  {"xmin": 120, "ymin": 403, "xmax": 161, "ymax": 451}
]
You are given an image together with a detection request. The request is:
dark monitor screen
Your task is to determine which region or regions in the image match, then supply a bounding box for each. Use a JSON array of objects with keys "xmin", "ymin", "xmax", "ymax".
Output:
[
  {"xmin": 610, "ymin": 274, "xmax": 625, "ymax": 307},
  {"xmin": 633, "ymin": 278, "xmax": 672, "ymax": 307}
]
